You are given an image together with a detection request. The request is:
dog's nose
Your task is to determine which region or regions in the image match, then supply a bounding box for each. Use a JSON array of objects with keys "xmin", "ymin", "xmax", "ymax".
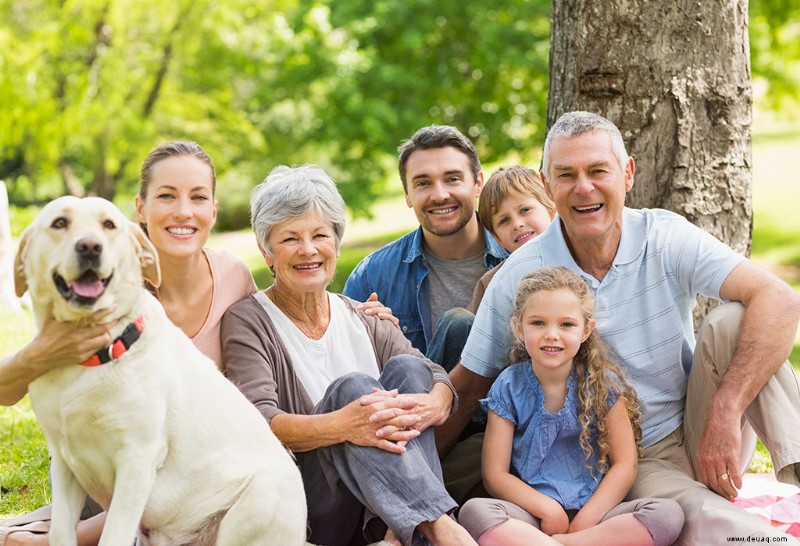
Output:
[{"xmin": 75, "ymin": 237, "xmax": 103, "ymax": 260}]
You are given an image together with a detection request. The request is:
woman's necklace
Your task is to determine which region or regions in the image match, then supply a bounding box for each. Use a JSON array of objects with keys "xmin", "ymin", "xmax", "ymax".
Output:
[{"xmin": 266, "ymin": 287, "xmax": 329, "ymax": 340}]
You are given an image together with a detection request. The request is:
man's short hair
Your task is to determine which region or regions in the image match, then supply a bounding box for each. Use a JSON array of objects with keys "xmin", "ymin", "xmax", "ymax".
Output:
[
  {"xmin": 398, "ymin": 125, "xmax": 481, "ymax": 192},
  {"xmin": 541, "ymin": 111, "xmax": 629, "ymax": 179}
]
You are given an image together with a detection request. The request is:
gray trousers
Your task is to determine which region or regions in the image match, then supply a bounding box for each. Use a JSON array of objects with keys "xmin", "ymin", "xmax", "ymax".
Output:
[{"xmin": 297, "ymin": 355, "xmax": 458, "ymax": 546}]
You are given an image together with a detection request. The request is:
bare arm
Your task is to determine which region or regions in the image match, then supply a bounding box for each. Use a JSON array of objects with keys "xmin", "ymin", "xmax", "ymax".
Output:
[
  {"xmin": 482, "ymin": 411, "xmax": 569, "ymax": 536},
  {"xmin": 696, "ymin": 260, "xmax": 800, "ymax": 496},
  {"xmin": 435, "ymin": 363, "xmax": 494, "ymax": 456},
  {"xmin": 0, "ymin": 309, "xmax": 115, "ymax": 406},
  {"xmin": 569, "ymin": 400, "xmax": 638, "ymax": 532}
]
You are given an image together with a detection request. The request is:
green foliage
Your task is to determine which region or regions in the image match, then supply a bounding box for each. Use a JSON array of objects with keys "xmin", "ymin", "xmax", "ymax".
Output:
[
  {"xmin": 1, "ymin": 0, "xmax": 796, "ymax": 217},
  {"xmin": 750, "ymin": 0, "xmax": 800, "ymax": 112},
  {"xmin": 8, "ymin": 205, "xmax": 39, "ymax": 238},
  {"xmin": 0, "ymin": 0, "xmax": 549, "ymax": 218},
  {"xmin": 284, "ymin": 0, "xmax": 551, "ymax": 213}
]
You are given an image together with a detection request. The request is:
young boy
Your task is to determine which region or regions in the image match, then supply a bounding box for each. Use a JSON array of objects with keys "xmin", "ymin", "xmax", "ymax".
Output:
[{"xmin": 467, "ymin": 165, "xmax": 555, "ymax": 312}]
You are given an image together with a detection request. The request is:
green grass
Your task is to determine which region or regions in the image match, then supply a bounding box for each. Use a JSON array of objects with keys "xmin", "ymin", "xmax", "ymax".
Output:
[
  {"xmin": 0, "ymin": 308, "xmax": 51, "ymax": 516},
  {"xmin": 1, "ymin": 126, "xmax": 799, "ymax": 517}
]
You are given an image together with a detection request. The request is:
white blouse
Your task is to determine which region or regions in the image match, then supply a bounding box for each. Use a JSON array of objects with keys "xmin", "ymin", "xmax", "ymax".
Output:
[{"xmin": 255, "ymin": 291, "xmax": 380, "ymax": 405}]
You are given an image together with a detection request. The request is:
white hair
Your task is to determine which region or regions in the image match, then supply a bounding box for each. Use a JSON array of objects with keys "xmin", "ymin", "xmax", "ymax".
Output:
[
  {"xmin": 541, "ymin": 111, "xmax": 629, "ymax": 178},
  {"xmin": 250, "ymin": 164, "xmax": 347, "ymax": 257}
]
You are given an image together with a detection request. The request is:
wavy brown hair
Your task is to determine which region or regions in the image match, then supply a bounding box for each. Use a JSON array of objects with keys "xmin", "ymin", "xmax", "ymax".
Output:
[{"xmin": 510, "ymin": 266, "xmax": 644, "ymax": 474}]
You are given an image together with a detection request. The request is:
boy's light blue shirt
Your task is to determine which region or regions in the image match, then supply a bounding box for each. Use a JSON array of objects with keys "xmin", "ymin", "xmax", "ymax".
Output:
[
  {"xmin": 343, "ymin": 224, "xmax": 507, "ymax": 354},
  {"xmin": 462, "ymin": 207, "xmax": 746, "ymax": 447}
]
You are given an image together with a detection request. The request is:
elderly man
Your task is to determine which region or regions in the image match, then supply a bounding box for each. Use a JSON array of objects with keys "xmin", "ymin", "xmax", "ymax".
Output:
[{"xmin": 444, "ymin": 111, "xmax": 800, "ymax": 544}]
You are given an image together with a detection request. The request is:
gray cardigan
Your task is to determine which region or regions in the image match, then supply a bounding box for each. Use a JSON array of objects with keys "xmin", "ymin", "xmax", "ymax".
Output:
[{"xmin": 221, "ymin": 293, "xmax": 457, "ymax": 423}]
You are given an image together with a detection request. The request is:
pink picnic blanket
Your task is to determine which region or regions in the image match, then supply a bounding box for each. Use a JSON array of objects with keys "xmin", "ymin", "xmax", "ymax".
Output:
[{"xmin": 735, "ymin": 476, "xmax": 800, "ymax": 537}]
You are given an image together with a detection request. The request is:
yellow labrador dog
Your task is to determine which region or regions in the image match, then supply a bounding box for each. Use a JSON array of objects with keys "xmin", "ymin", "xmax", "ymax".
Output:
[{"xmin": 14, "ymin": 196, "xmax": 307, "ymax": 546}]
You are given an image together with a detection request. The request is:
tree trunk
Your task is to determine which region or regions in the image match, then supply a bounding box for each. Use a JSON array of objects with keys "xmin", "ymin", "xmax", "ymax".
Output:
[
  {"xmin": 547, "ymin": 0, "xmax": 752, "ymax": 323},
  {"xmin": 0, "ymin": 181, "xmax": 22, "ymax": 312}
]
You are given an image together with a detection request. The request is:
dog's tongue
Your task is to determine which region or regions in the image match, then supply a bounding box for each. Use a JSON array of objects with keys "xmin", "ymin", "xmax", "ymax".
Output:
[{"xmin": 70, "ymin": 272, "xmax": 105, "ymax": 298}]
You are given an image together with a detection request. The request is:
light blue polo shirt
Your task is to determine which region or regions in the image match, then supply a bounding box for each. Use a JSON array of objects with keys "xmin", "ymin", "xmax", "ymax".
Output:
[{"xmin": 461, "ymin": 207, "xmax": 746, "ymax": 447}]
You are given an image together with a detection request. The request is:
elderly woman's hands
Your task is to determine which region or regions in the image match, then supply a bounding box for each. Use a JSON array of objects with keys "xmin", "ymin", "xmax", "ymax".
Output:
[
  {"xmin": 353, "ymin": 383, "xmax": 453, "ymax": 451},
  {"xmin": 335, "ymin": 390, "xmax": 421, "ymax": 454}
]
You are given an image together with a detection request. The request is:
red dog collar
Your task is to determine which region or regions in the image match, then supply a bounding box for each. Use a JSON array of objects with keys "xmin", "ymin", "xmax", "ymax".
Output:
[{"xmin": 80, "ymin": 316, "xmax": 144, "ymax": 367}]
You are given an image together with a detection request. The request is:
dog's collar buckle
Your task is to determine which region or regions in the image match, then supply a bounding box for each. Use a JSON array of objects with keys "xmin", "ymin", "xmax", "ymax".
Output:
[{"xmin": 80, "ymin": 316, "xmax": 145, "ymax": 367}]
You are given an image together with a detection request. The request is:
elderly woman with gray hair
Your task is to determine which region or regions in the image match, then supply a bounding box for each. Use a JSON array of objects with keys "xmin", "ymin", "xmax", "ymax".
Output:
[{"xmin": 220, "ymin": 165, "xmax": 476, "ymax": 546}]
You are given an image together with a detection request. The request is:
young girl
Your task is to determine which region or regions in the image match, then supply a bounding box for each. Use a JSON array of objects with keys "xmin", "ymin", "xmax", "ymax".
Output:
[{"xmin": 459, "ymin": 267, "xmax": 684, "ymax": 546}]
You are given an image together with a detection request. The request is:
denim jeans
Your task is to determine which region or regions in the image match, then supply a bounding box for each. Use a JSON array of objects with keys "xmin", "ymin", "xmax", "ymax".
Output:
[
  {"xmin": 298, "ymin": 355, "xmax": 457, "ymax": 546},
  {"xmin": 426, "ymin": 307, "xmax": 487, "ymax": 441},
  {"xmin": 424, "ymin": 308, "xmax": 474, "ymax": 372}
]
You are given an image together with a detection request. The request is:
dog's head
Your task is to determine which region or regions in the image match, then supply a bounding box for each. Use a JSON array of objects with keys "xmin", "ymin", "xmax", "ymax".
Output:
[{"xmin": 14, "ymin": 196, "xmax": 160, "ymax": 322}]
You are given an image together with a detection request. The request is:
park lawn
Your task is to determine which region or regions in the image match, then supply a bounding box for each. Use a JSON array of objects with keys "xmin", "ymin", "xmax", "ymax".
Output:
[
  {"xmin": 0, "ymin": 309, "xmax": 50, "ymax": 515},
  {"xmin": 1, "ymin": 127, "xmax": 799, "ymax": 517}
]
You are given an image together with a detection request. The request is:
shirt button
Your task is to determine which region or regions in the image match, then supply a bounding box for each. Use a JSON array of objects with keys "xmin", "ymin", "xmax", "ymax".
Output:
[{"xmin": 402, "ymin": 325, "xmax": 408, "ymax": 332}]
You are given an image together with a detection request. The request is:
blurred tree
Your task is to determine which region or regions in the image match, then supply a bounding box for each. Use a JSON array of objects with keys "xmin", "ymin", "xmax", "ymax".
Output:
[
  {"xmin": 0, "ymin": 0, "xmax": 795, "ymax": 221},
  {"xmin": 0, "ymin": 0, "xmax": 273, "ymax": 204},
  {"xmin": 276, "ymin": 0, "xmax": 551, "ymax": 212},
  {"xmin": 750, "ymin": 0, "xmax": 800, "ymax": 111},
  {"xmin": 0, "ymin": 0, "xmax": 551, "ymax": 218}
]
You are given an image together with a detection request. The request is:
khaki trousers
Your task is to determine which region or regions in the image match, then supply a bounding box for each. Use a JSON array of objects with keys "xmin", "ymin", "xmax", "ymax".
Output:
[{"xmin": 628, "ymin": 303, "xmax": 800, "ymax": 545}]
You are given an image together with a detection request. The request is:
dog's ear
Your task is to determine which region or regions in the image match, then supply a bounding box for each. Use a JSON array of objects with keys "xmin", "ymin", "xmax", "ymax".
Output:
[
  {"xmin": 128, "ymin": 220, "xmax": 161, "ymax": 288},
  {"xmin": 13, "ymin": 227, "xmax": 32, "ymax": 297}
]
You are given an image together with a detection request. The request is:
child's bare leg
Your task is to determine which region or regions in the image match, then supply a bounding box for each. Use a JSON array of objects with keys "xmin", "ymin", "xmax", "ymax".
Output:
[
  {"xmin": 417, "ymin": 514, "xmax": 479, "ymax": 546},
  {"xmin": 477, "ymin": 519, "xmax": 562, "ymax": 546},
  {"xmin": 552, "ymin": 514, "xmax": 653, "ymax": 546}
]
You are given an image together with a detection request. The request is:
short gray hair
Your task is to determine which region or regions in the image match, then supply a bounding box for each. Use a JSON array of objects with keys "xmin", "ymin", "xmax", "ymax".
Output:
[
  {"xmin": 250, "ymin": 165, "xmax": 347, "ymax": 257},
  {"xmin": 541, "ymin": 111, "xmax": 629, "ymax": 179}
]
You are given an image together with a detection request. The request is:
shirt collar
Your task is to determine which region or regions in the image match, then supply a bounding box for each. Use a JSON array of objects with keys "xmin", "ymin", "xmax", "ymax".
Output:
[
  {"xmin": 404, "ymin": 219, "xmax": 509, "ymax": 264},
  {"xmin": 546, "ymin": 207, "xmax": 646, "ymax": 272}
]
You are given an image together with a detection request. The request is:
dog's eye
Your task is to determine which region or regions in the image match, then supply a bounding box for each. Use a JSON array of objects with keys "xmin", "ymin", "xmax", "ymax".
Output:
[
  {"xmin": 51, "ymin": 217, "xmax": 68, "ymax": 229},
  {"xmin": 103, "ymin": 219, "xmax": 116, "ymax": 229}
]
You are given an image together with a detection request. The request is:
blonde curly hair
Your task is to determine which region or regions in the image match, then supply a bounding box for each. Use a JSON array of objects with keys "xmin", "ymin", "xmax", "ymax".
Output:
[{"xmin": 509, "ymin": 266, "xmax": 644, "ymax": 474}]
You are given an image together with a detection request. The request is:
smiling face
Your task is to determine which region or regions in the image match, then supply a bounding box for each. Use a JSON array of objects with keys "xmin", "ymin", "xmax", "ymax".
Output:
[
  {"xmin": 265, "ymin": 209, "xmax": 339, "ymax": 295},
  {"xmin": 490, "ymin": 190, "xmax": 554, "ymax": 252},
  {"xmin": 513, "ymin": 287, "xmax": 594, "ymax": 376},
  {"xmin": 15, "ymin": 196, "xmax": 159, "ymax": 322},
  {"xmin": 404, "ymin": 146, "xmax": 483, "ymax": 238},
  {"xmin": 135, "ymin": 155, "xmax": 217, "ymax": 260},
  {"xmin": 543, "ymin": 131, "xmax": 634, "ymax": 251}
]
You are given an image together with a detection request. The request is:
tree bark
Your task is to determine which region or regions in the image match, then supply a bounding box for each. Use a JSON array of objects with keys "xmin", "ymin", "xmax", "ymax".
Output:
[
  {"xmin": 548, "ymin": 0, "xmax": 752, "ymax": 254},
  {"xmin": 0, "ymin": 181, "xmax": 22, "ymax": 312},
  {"xmin": 548, "ymin": 0, "xmax": 752, "ymax": 323}
]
